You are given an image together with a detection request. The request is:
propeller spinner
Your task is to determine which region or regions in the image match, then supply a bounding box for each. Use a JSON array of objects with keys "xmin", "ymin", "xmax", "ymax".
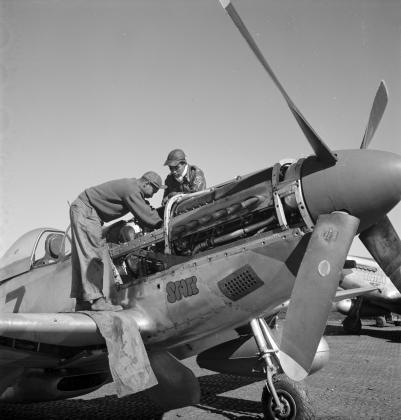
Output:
[{"xmin": 357, "ymin": 82, "xmax": 401, "ymax": 295}]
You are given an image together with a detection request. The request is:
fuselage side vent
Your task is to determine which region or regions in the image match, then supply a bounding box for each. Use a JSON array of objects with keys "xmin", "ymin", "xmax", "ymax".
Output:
[{"xmin": 218, "ymin": 264, "xmax": 263, "ymax": 301}]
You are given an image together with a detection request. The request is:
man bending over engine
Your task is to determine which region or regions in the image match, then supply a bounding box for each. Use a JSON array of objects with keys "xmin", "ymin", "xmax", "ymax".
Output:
[{"xmin": 70, "ymin": 172, "xmax": 166, "ymax": 311}]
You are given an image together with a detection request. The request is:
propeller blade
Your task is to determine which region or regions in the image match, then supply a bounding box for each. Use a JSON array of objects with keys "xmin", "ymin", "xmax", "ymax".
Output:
[
  {"xmin": 279, "ymin": 212, "xmax": 360, "ymax": 381},
  {"xmin": 360, "ymin": 81, "xmax": 388, "ymax": 149},
  {"xmin": 359, "ymin": 215, "xmax": 401, "ymax": 293},
  {"xmin": 219, "ymin": 0, "xmax": 337, "ymax": 166}
]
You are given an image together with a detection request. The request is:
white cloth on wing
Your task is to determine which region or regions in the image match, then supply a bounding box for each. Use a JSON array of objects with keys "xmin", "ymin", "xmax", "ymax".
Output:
[{"xmin": 84, "ymin": 310, "xmax": 158, "ymax": 397}]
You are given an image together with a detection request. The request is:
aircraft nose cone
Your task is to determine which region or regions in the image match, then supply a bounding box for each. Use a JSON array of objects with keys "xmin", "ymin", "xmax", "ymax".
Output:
[
  {"xmin": 301, "ymin": 150, "xmax": 401, "ymax": 232},
  {"xmin": 385, "ymin": 150, "xmax": 401, "ymax": 197}
]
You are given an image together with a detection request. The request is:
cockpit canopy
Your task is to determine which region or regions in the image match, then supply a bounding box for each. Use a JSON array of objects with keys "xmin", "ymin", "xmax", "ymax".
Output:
[{"xmin": 0, "ymin": 228, "xmax": 70, "ymax": 282}]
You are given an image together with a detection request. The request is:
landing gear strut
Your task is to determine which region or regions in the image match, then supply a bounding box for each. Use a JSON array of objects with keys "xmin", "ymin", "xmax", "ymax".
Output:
[
  {"xmin": 250, "ymin": 318, "xmax": 315, "ymax": 420},
  {"xmin": 342, "ymin": 316, "xmax": 362, "ymax": 334}
]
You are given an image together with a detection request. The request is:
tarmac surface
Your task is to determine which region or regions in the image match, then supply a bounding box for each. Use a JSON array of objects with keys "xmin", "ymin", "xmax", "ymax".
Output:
[{"xmin": 1, "ymin": 319, "xmax": 401, "ymax": 419}]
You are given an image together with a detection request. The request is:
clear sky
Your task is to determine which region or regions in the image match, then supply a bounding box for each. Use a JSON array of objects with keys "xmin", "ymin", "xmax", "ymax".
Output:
[{"xmin": 0, "ymin": 0, "xmax": 400, "ymax": 258}]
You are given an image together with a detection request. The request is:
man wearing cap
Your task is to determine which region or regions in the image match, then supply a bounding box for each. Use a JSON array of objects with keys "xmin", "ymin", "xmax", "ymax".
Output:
[
  {"xmin": 70, "ymin": 171, "xmax": 166, "ymax": 311},
  {"xmin": 162, "ymin": 149, "xmax": 206, "ymax": 205}
]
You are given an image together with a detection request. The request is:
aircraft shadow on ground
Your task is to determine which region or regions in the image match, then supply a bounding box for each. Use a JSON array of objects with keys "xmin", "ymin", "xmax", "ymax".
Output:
[
  {"xmin": 324, "ymin": 323, "xmax": 401, "ymax": 343},
  {"xmin": 195, "ymin": 373, "xmax": 263, "ymax": 419},
  {"xmin": 0, "ymin": 373, "xmax": 263, "ymax": 420}
]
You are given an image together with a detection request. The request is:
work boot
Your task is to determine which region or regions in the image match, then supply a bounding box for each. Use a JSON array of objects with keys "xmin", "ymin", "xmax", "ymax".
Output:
[
  {"xmin": 91, "ymin": 297, "xmax": 123, "ymax": 311},
  {"xmin": 75, "ymin": 300, "xmax": 91, "ymax": 311}
]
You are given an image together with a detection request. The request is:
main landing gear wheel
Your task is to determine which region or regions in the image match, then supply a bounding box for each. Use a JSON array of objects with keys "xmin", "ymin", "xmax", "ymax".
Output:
[
  {"xmin": 375, "ymin": 316, "xmax": 386, "ymax": 328},
  {"xmin": 261, "ymin": 374, "xmax": 315, "ymax": 420}
]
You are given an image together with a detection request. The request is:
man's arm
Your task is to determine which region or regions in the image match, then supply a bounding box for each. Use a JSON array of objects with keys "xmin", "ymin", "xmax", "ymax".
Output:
[
  {"xmin": 125, "ymin": 192, "xmax": 163, "ymax": 229},
  {"xmin": 161, "ymin": 176, "xmax": 171, "ymax": 206}
]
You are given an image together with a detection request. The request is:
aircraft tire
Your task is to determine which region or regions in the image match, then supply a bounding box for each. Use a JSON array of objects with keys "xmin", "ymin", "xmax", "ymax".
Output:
[
  {"xmin": 342, "ymin": 316, "xmax": 362, "ymax": 334},
  {"xmin": 261, "ymin": 374, "xmax": 315, "ymax": 420},
  {"xmin": 375, "ymin": 316, "xmax": 386, "ymax": 328}
]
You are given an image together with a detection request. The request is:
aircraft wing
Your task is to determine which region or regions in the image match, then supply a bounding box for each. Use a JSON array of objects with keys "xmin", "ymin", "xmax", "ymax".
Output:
[
  {"xmin": 0, "ymin": 343, "xmax": 62, "ymax": 368},
  {"xmin": 0, "ymin": 310, "xmax": 160, "ymax": 398},
  {"xmin": 0, "ymin": 312, "xmax": 104, "ymax": 347},
  {"xmin": 333, "ymin": 286, "xmax": 378, "ymax": 302},
  {"xmin": 0, "ymin": 312, "xmax": 107, "ymax": 371}
]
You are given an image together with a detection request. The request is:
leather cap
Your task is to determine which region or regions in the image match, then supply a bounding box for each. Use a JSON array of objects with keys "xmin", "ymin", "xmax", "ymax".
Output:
[
  {"xmin": 164, "ymin": 149, "xmax": 187, "ymax": 166},
  {"xmin": 142, "ymin": 171, "xmax": 167, "ymax": 190}
]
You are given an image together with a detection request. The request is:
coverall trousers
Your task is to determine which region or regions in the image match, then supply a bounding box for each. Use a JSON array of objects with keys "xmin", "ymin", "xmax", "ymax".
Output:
[{"xmin": 70, "ymin": 198, "xmax": 113, "ymax": 302}]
